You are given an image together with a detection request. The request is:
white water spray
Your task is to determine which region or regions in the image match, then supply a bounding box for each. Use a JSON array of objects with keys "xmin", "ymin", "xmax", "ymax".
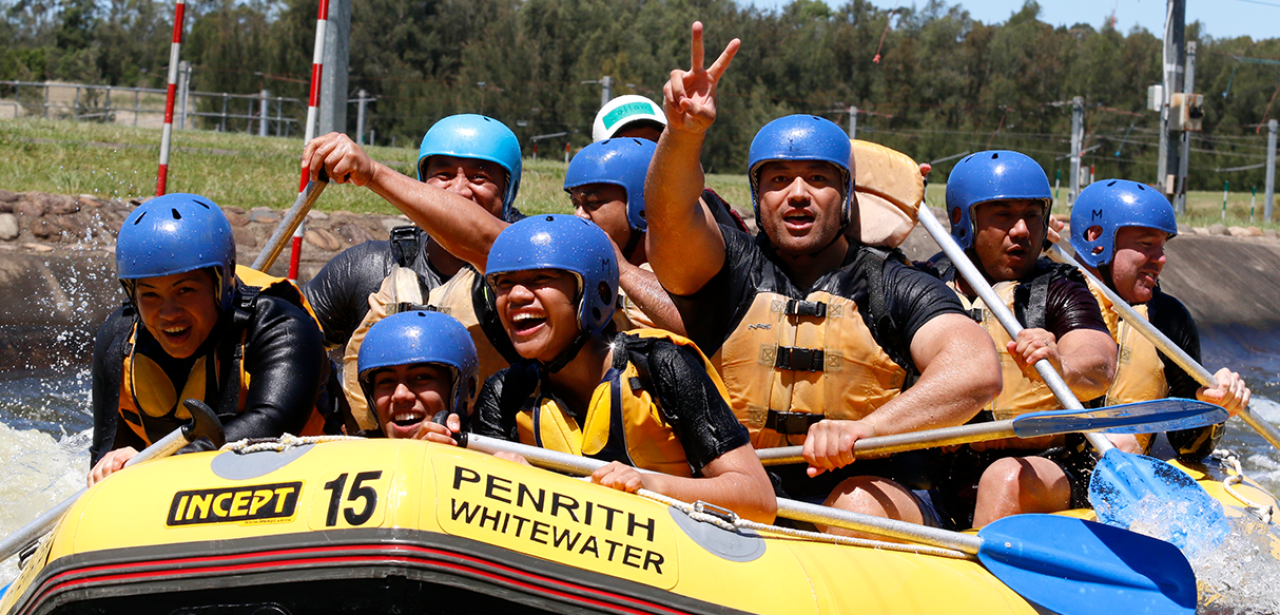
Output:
[{"xmin": 0, "ymin": 423, "xmax": 89, "ymax": 587}]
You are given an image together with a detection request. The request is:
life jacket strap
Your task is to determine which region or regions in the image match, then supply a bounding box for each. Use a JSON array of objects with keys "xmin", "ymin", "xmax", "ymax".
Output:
[{"xmin": 785, "ymin": 299, "xmax": 827, "ymax": 318}]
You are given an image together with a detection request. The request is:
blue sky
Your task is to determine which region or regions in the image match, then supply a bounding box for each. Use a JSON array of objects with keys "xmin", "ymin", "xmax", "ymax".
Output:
[{"xmin": 746, "ymin": 0, "xmax": 1278, "ymax": 40}]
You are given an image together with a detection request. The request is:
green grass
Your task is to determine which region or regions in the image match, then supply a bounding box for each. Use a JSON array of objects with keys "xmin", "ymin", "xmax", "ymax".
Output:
[{"xmin": 0, "ymin": 118, "xmax": 755, "ymax": 217}]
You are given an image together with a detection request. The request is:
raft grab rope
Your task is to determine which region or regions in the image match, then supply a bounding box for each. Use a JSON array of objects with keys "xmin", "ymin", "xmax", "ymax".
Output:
[{"xmin": 1212, "ymin": 448, "xmax": 1276, "ymax": 524}]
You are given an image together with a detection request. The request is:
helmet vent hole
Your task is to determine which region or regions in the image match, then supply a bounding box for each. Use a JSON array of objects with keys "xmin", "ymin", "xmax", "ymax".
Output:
[
  {"xmin": 1107, "ymin": 181, "xmax": 1118, "ymax": 187},
  {"xmin": 597, "ymin": 281, "xmax": 612, "ymax": 304},
  {"xmin": 195, "ymin": 199, "xmax": 212, "ymax": 209},
  {"xmin": 990, "ymin": 153, "xmax": 999, "ymax": 159},
  {"xmin": 134, "ymin": 212, "xmax": 146, "ymax": 224},
  {"xmin": 632, "ymin": 139, "xmax": 642, "ymax": 145},
  {"xmin": 591, "ymin": 307, "xmax": 601, "ymax": 321},
  {"xmin": 171, "ymin": 209, "xmax": 182, "ymax": 220},
  {"xmin": 1137, "ymin": 184, "xmax": 1146, "ymax": 191},
  {"xmin": 545, "ymin": 215, "xmax": 554, "ymax": 221}
]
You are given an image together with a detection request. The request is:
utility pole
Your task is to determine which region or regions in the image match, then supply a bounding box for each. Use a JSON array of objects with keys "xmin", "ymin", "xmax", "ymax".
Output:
[
  {"xmin": 601, "ymin": 76, "xmax": 613, "ymax": 108},
  {"xmin": 318, "ymin": 0, "xmax": 350, "ymax": 136},
  {"xmin": 353, "ymin": 89, "xmax": 374, "ymax": 145},
  {"xmin": 258, "ymin": 89, "xmax": 270, "ymax": 137},
  {"xmin": 848, "ymin": 106, "xmax": 858, "ymax": 139},
  {"xmin": 1175, "ymin": 41, "xmax": 1197, "ymax": 215},
  {"xmin": 1157, "ymin": 0, "xmax": 1186, "ymax": 198},
  {"xmin": 176, "ymin": 61, "xmax": 191, "ymax": 130},
  {"xmin": 1070, "ymin": 96, "xmax": 1084, "ymax": 205},
  {"xmin": 1266, "ymin": 119, "xmax": 1277, "ymax": 222}
]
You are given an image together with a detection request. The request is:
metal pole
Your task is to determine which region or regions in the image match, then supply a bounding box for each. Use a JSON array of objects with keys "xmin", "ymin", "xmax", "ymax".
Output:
[
  {"xmin": 318, "ymin": 0, "xmax": 350, "ymax": 138},
  {"xmin": 220, "ymin": 93, "xmax": 227, "ymax": 132},
  {"xmin": 1176, "ymin": 41, "xmax": 1196, "ymax": 215},
  {"xmin": 601, "ymin": 75, "xmax": 613, "ymax": 108},
  {"xmin": 1266, "ymin": 119, "xmax": 1277, "ymax": 222},
  {"xmin": 258, "ymin": 89, "xmax": 269, "ymax": 137},
  {"xmin": 177, "ymin": 61, "xmax": 191, "ymax": 130},
  {"xmin": 1222, "ymin": 180, "xmax": 1229, "ymax": 222},
  {"xmin": 356, "ymin": 88, "xmax": 367, "ymax": 145},
  {"xmin": 1054, "ymin": 169, "xmax": 1061, "ymax": 208},
  {"xmin": 105, "ymin": 86, "xmax": 111, "ymax": 123},
  {"xmin": 1157, "ymin": 0, "xmax": 1185, "ymax": 198},
  {"xmin": 1070, "ymin": 96, "xmax": 1083, "ymax": 205},
  {"xmin": 848, "ymin": 105, "xmax": 858, "ymax": 139},
  {"xmin": 157, "ymin": 0, "xmax": 188, "ymax": 196},
  {"xmin": 274, "ymin": 96, "xmax": 283, "ymax": 136},
  {"xmin": 73, "ymin": 85, "xmax": 80, "ymax": 121},
  {"xmin": 134, "ymin": 89, "xmax": 139, "ymax": 126}
]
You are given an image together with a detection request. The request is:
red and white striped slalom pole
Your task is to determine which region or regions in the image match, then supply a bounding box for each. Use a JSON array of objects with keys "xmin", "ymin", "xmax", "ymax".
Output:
[
  {"xmin": 156, "ymin": 0, "xmax": 187, "ymax": 196},
  {"xmin": 288, "ymin": 0, "xmax": 330, "ymax": 281}
]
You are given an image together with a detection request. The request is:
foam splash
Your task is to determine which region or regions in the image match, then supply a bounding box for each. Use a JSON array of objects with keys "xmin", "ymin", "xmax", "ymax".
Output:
[
  {"xmin": 1191, "ymin": 516, "xmax": 1280, "ymax": 615},
  {"xmin": 0, "ymin": 423, "xmax": 90, "ymax": 587}
]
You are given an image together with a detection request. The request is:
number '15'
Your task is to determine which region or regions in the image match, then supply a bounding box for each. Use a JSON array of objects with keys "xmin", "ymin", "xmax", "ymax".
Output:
[{"xmin": 323, "ymin": 471, "xmax": 382, "ymax": 527}]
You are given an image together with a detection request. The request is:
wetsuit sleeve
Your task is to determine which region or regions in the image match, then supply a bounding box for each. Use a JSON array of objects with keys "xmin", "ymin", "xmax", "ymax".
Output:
[
  {"xmin": 881, "ymin": 259, "xmax": 966, "ymax": 345},
  {"xmin": 645, "ymin": 341, "xmax": 751, "ymax": 476},
  {"xmin": 668, "ymin": 228, "xmax": 758, "ymax": 357},
  {"xmin": 302, "ymin": 240, "xmax": 392, "ymax": 348},
  {"xmin": 90, "ymin": 307, "xmax": 144, "ymax": 467},
  {"xmin": 700, "ymin": 189, "xmax": 749, "ymax": 235},
  {"xmin": 1043, "ymin": 277, "xmax": 1109, "ymax": 338},
  {"xmin": 187, "ymin": 296, "xmax": 328, "ymax": 451}
]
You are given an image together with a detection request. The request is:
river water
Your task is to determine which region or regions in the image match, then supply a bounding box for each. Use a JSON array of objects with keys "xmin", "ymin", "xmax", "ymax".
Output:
[{"xmin": 1, "ymin": 322, "xmax": 1279, "ymax": 611}]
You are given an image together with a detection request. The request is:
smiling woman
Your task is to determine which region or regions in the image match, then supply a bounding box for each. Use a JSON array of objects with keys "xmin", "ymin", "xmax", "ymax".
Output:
[{"xmin": 88, "ymin": 193, "xmax": 342, "ymax": 486}]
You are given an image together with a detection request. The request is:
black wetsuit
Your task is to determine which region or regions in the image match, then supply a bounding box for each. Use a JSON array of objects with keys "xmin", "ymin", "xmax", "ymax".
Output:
[
  {"xmin": 471, "ymin": 332, "xmax": 750, "ymax": 476},
  {"xmin": 90, "ymin": 285, "xmax": 330, "ymax": 465},
  {"xmin": 1140, "ymin": 287, "xmax": 1224, "ymax": 460},
  {"xmin": 673, "ymin": 229, "xmax": 965, "ymax": 497}
]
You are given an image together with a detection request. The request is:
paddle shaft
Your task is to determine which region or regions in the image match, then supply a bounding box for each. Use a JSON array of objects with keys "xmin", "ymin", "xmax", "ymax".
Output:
[
  {"xmin": 251, "ymin": 173, "xmax": 328, "ymax": 272},
  {"xmin": 916, "ymin": 206, "xmax": 1115, "ymax": 454},
  {"xmin": 1048, "ymin": 244, "xmax": 1280, "ymax": 450},
  {"xmin": 758, "ymin": 420, "xmax": 1017, "ymax": 464},
  {"xmin": 0, "ymin": 427, "xmax": 193, "ymax": 562},
  {"xmin": 464, "ymin": 434, "xmax": 983, "ymax": 555}
]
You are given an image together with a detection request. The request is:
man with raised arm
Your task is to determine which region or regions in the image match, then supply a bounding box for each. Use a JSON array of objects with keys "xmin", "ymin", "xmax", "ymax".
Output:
[{"xmin": 644, "ymin": 23, "xmax": 1002, "ymax": 531}]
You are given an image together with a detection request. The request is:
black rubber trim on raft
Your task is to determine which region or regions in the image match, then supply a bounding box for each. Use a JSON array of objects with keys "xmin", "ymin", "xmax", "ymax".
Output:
[{"xmin": 8, "ymin": 528, "xmax": 753, "ymax": 615}]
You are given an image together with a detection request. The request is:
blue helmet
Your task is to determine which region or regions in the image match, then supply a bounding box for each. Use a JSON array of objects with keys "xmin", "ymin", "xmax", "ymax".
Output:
[
  {"xmin": 417, "ymin": 114, "xmax": 523, "ymax": 221},
  {"xmin": 564, "ymin": 137, "xmax": 656, "ymax": 233},
  {"xmin": 116, "ymin": 193, "xmax": 236, "ymax": 309},
  {"xmin": 357, "ymin": 310, "xmax": 479, "ymax": 418},
  {"xmin": 1070, "ymin": 179, "xmax": 1177, "ymax": 268},
  {"xmin": 945, "ymin": 150, "xmax": 1053, "ymax": 250},
  {"xmin": 748, "ymin": 115, "xmax": 854, "ymax": 226},
  {"xmin": 485, "ymin": 215, "xmax": 619, "ymax": 337}
]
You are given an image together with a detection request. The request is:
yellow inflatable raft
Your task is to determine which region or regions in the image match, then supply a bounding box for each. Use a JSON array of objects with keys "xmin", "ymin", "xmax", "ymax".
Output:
[{"xmin": 1, "ymin": 439, "xmax": 1275, "ymax": 615}]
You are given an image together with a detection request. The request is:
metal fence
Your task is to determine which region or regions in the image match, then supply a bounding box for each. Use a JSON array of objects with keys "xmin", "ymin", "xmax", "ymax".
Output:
[{"xmin": 0, "ymin": 80, "xmax": 304, "ymax": 137}]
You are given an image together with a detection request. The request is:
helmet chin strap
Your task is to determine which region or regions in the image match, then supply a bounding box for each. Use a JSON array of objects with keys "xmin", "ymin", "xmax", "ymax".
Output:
[
  {"xmin": 622, "ymin": 228, "xmax": 642, "ymax": 263},
  {"xmin": 541, "ymin": 330, "xmax": 592, "ymax": 373}
]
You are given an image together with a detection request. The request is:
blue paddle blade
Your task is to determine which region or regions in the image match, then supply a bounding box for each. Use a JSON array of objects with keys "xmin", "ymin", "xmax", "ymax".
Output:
[
  {"xmin": 1011, "ymin": 398, "xmax": 1226, "ymax": 438},
  {"xmin": 1090, "ymin": 449, "xmax": 1230, "ymax": 555},
  {"xmin": 978, "ymin": 514, "xmax": 1197, "ymax": 615}
]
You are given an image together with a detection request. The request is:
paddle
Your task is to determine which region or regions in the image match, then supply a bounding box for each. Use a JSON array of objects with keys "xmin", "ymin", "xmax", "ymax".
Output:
[
  {"xmin": 0, "ymin": 400, "xmax": 224, "ymax": 563},
  {"xmin": 757, "ymin": 399, "xmax": 1227, "ymax": 465},
  {"xmin": 917, "ymin": 204, "xmax": 1230, "ymax": 551},
  {"xmin": 461, "ymin": 433, "xmax": 1198, "ymax": 615},
  {"xmin": 1048, "ymin": 243, "xmax": 1280, "ymax": 451},
  {"xmin": 251, "ymin": 169, "xmax": 329, "ymax": 272}
]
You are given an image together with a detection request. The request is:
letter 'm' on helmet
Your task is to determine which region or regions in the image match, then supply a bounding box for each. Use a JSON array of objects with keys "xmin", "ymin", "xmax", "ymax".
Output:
[
  {"xmin": 485, "ymin": 215, "xmax": 619, "ymax": 336},
  {"xmin": 416, "ymin": 114, "xmax": 523, "ymax": 221},
  {"xmin": 1070, "ymin": 179, "xmax": 1177, "ymax": 268},
  {"xmin": 564, "ymin": 138, "xmax": 656, "ymax": 233},
  {"xmin": 357, "ymin": 310, "xmax": 479, "ymax": 418},
  {"xmin": 116, "ymin": 193, "xmax": 236, "ymax": 309},
  {"xmin": 944, "ymin": 150, "xmax": 1052, "ymax": 250},
  {"xmin": 747, "ymin": 115, "xmax": 854, "ymax": 227},
  {"xmin": 593, "ymin": 95, "xmax": 667, "ymax": 142}
]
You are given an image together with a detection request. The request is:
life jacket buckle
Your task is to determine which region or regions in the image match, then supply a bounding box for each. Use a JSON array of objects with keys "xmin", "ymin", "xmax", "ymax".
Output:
[
  {"xmin": 774, "ymin": 346, "xmax": 825, "ymax": 371},
  {"xmin": 765, "ymin": 410, "xmax": 825, "ymax": 435},
  {"xmin": 785, "ymin": 299, "xmax": 827, "ymax": 318}
]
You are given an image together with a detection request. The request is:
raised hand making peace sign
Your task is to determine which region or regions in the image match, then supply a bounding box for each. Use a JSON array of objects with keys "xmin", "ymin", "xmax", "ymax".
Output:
[{"xmin": 663, "ymin": 21, "xmax": 740, "ymax": 135}]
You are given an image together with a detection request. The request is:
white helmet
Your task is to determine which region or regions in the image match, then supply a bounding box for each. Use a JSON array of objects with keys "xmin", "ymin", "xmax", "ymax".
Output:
[{"xmin": 592, "ymin": 95, "xmax": 667, "ymax": 142}]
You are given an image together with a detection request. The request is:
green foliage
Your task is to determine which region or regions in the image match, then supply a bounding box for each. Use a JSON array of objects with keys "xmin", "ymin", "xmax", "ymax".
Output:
[{"xmin": 2, "ymin": 0, "xmax": 1279, "ymax": 191}]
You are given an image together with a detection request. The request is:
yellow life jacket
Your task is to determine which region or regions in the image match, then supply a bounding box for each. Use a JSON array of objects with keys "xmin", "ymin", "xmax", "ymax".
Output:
[
  {"xmin": 714, "ymin": 273, "xmax": 909, "ymax": 450},
  {"xmin": 117, "ymin": 266, "xmax": 329, "ymax": 444},
  {"xmin": 948, "ymin": 279, "xmax": 1062, "ymax": 421},
  {"xmin": 1086, "ymin": 278, "xmax": 1169, "ymax": 405},
  {"xmin": 514, "ymin": 330, "xmax": 720, "ymax": 477}
]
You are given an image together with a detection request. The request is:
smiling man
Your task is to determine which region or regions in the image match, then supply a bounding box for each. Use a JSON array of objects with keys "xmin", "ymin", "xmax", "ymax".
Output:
[
  {"xmin": 926, "ymin": 150, "xmax": 1118, "ymax": 528},
  {"xmin": 644, "ymin": 23, "xmax": 1001, "ymax": 532},
  {"xmin": 1069, "ymin": 179, "xmax": 1249, "ymax": 461}
]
